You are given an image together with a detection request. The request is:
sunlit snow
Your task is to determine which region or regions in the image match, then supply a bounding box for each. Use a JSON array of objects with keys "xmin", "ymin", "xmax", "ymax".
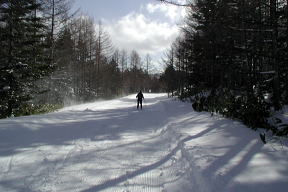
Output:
[{"xmin": 0, "ymin": 94, "xmax": 287, "ymax": 192}]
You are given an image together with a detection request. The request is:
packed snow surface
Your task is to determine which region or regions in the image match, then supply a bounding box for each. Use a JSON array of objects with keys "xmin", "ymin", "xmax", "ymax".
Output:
[{"xmin": 0, "ymin": 93, "xmax": 288, "ymax": 192}]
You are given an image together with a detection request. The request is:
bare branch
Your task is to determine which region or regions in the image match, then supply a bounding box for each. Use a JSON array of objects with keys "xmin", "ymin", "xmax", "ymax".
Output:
[
  {"xmin": 156, "ymin": 0, "xmax": 197, "ymax": 11},
  {"xmin": 156, "ymin": 0, "xmax": 190, "ymax": 7}
]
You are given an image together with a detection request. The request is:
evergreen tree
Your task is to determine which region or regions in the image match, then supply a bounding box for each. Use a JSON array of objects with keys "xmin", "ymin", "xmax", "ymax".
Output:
[
  {"xmin": 0, "ymin": 0, "xmax": 51, "ymax": 118},
  {"xmin": 162, "ymin": 64, "xmax": 177, "ymax": 97},
  {"xmin": 161, "ymin": 0, "xmax": 288, "ymax": 135}
]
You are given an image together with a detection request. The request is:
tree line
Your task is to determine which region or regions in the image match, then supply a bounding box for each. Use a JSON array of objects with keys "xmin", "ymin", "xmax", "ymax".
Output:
[
  {"xmin": 0, "ymin": 0, "xmax": 161, "ymax": 118},
  {"xmin": 161, "ymin": 0, "xmax": 288, "ymax": 136}
]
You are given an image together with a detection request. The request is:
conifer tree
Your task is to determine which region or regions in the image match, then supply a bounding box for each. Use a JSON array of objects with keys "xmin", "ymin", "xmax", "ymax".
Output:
[
  {"xmin": 0, "ymin": 0, "xmax": 50, "ymax": 118},
  {"xmin": 160, "ymin": 0, "xmax": 288, "ymax": 134}
]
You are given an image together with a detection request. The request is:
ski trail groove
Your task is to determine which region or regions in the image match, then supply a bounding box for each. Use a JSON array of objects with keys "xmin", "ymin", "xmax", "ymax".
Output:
[
  {"xmin": 5, "ymin": 155, "xmax": 13, "ymax": 174},
  {"xmin": 80, "ymin": 131, "xmax": 197, "ymax": 192}
]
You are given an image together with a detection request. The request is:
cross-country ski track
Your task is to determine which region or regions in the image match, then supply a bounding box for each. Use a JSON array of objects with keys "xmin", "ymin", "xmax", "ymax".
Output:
[{"xmin": 0, "ymin": 93, "xmax": 288, "ymax": 192}]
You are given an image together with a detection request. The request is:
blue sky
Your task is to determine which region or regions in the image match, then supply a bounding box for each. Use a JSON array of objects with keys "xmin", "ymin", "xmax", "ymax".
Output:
[{"xmin": 73, "ymin": 0, "xmax": 187, "ymax": 72}]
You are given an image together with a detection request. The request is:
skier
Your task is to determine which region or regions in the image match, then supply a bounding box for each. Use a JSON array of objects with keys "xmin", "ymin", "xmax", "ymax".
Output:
[{"xmin": 136, "ymin": 90, "xmax": 144, "ymax": 109}]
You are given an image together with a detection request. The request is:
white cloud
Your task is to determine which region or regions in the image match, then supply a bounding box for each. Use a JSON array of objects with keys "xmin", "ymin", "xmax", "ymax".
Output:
[
  {"xmin": 105, "ymin": 12, "xmax": 179, "ymax": 57},
  {"xmin": 146, "ymin": 2, "xmax": 187, "ymax": 22},
  {"xmin": 103, "ymin": 1, "xmax": 188, "ymax": 72}
]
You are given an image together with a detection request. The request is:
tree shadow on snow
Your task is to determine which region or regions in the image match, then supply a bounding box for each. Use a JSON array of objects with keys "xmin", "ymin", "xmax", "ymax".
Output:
[
  {"xmin": 0, "ymin": 95, "xmax": 184, "ymax": 157},
  {"xmin": 1, "ymin": 95, "xmax": 287, "ymax": 192}
]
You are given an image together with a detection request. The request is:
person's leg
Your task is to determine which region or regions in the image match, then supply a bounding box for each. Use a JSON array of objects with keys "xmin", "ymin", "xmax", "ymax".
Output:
[
  {"xmin": 137, "ymin": 100, "xmax": 139, "ymax": 109},
  {"xmin": 140, "ymin": 100, "xmax": 142, "ymax": 109}
]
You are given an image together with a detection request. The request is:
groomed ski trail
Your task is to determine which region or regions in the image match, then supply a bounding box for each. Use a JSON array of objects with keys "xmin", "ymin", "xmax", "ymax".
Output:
[
  {"xmin": 0, "ymin": 94, "xmax": 202, "ymax": 192},
  {"xmin": 1, "ymin": 93, "xmax": 288, "ymax": 192}
]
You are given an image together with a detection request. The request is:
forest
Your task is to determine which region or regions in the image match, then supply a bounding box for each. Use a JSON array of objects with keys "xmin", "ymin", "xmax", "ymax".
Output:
[
  {"xmin": 0, "ymin": 0, "xmax": 161, "ymax": 118},
  {"xmin": 1, "ymin": 0, "xmax": 288, "ymax": 137},
  {"xmin": 161, "ymin": 0, "xmax": 288, "ymax": 137},
  {"xmin": 1, "ymin": 1, "xmax": 288, "ymax": 191}
]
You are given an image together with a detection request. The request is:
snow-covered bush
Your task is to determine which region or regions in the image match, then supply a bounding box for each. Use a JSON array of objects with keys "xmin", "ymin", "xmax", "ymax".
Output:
[
  {"xmin": 192, "ymin": 88, "xmax": 275, "ymax": 132},
  {"xmin": 16, "ymin": 104, "xmax": 63, "ymax": 117}
]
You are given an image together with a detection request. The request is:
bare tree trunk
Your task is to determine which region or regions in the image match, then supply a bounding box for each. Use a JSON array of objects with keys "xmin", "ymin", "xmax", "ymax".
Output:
[
  {"xmin": 270, "ymin": 0, "xmax": 280, "ymax": 110},
  {"xmin": 51, "ymin": 0, "xmax": 55, "ymax": 64}
]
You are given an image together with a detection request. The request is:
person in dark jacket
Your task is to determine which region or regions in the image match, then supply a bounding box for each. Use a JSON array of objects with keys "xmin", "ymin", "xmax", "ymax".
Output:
[{"xmin": 136, "ymin": 90, "xmax": 144, "ymax": 109}]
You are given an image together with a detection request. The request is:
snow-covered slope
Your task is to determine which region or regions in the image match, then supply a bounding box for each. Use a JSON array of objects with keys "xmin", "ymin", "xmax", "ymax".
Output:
[{"xmin": 0, "ymin": 93, "xmax": 287, "ymax": 192}]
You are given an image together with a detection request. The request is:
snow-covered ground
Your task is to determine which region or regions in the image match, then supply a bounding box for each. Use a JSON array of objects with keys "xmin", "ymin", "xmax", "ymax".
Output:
[{"xmin": 0, "ymin": 93, "xmax": 288, "ymax": 192}]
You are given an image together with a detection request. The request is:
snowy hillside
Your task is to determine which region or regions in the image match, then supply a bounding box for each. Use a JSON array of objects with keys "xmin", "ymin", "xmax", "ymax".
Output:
[{"xmin": 0, "ymin": 93, "xmax": 288, "ymax": 192}]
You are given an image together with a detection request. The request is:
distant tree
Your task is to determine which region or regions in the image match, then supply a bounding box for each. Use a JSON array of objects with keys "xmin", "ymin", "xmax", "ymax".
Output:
[
  {"xmin": 129, "ymin": 50, "xmax": 142, "ymax": 92},
  {"xmin": 120, "ymin": 49, "xmax": 128, "ymax": 73},
  {"xmin": 94, "ymin": 21, "xmax": 113, "ymax": 97},
  {"xmin": 145, "ymin": 54, "xmax": 152, "ymax": 74},
  {"xmin": 44, "ymin": 26, "xmax": 75, "ymax": 104},
  {"xmin": 162, "ymin": 64, "xmax": 177, "ymax": 97},
  {"xmin": 40, "ymin": 0, "xmax": 75, "ymax": 65},
  {"xmin": 130, "ymin": 50, "xmax": 141, "ymax": 70},
  {"xmin": 102, "ymin": 58, "xmax": 121, "ymax": 97}
]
